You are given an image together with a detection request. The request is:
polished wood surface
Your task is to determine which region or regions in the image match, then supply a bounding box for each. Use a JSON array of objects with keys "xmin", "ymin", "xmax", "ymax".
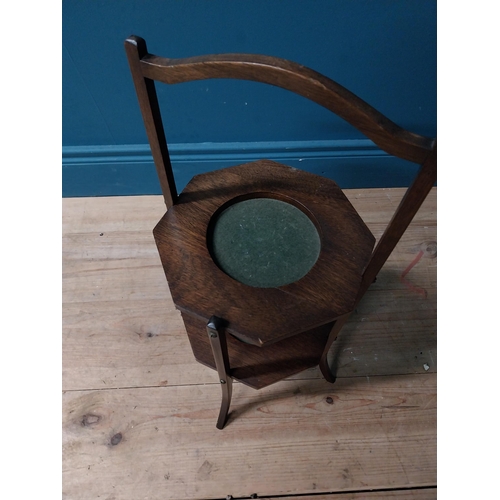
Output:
[
  {"xmin": 137, "ymin": 49, "xmax": 434, "ymax": 164},
  {"xmin": 124, "ymin": 34, "xmax": 435, "ymax": 199},
  {"xmin": 125, "ymin": 36, "xmax": 177, "ymax": 208},
  {"xmin": 63, "ymin": 190, "xmax": 436, "ymax": 499},
  {"xmin": 358, "ymin": 145, "xmax": 437, "ymax": 304},
  {"xmin": 124, "ymin": 35, "xmax": 436, "ymax": 428},
  {"xmin": 154, "ymin": 160, "xmax": 375, "ymax": 347},
  {"xmin": 183, "ymin": 312, "xmax": 333, "ymax": 389},
  {"xmin": 206, "ymin": 316, "xmax": 233, "ymax": 429}
]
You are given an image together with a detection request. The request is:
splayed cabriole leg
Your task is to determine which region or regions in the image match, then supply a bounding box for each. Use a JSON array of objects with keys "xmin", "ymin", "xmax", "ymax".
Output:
[
  {"xmin": 206, "ymin": 316, "xmax": 233, "ymax": 430},
  {"xmin": 319, "ymin": 313, "xmax": 351, "ymax": 383}
]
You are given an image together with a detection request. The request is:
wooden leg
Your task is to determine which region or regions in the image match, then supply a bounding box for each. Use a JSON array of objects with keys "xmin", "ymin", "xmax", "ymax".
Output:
[
  {"xmin": 319, "ymin": 313, "xmax": 351, "ymax": 384},
  {"xmin": 206, "ymin": 316, "xmax": 233, "ymax": 430}
]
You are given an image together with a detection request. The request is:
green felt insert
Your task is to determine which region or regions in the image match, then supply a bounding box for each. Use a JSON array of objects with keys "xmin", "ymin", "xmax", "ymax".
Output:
[{"xmin": 210, "ymin": 198, "xmax": 321, "ymax": 288}]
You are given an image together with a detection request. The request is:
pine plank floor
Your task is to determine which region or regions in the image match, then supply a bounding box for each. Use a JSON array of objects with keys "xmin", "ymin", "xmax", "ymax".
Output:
[{"xmin": 62, "ymin": 188, "xmax": 437, "ymax": 500}]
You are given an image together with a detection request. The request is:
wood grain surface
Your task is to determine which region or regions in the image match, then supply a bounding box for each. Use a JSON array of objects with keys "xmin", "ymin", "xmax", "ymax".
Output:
[
  {"xmin": 127, "ymin": 36, "xmax": 434, "ymax": 165},
  {"xmin": 259, "ymin": 490, "xmax": 436, "ymax": 500},
  {"xmin": 153, "ymin": 160, "xmax": 375, "ymax": 346},
  {"xmin": 62, "ymin": 188, "xmax": 436, "ymax": 499},
  {"xmin": 63, "ymin": 375, "xmax": 436, "ymax": 499}
]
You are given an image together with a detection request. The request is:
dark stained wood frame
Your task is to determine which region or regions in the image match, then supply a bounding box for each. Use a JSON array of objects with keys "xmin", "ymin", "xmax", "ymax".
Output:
[
  {"xmin": 125, "ymin": 37, "xmax": 178, "ymax": 208},
  {"xmin": 125, "ymin": 35, "xmax": 437, "ymax": 428},
  {"xmin": 154, "ymin": 160, "xmax": 376, "ymax": 347},
  {"xmin": 206, "ymin": 316, "xmax": 232, "ymax": 430}
]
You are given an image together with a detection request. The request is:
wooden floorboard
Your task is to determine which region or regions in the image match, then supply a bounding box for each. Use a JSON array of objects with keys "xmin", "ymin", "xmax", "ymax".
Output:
[
  {"xmin": 63, "ymin": 374, "xmax": 436, "ymax": 500},
  {"xmin": 259, "ymin": 489, "xmax": 437, "ymax": 499},
  {"xmin": 62, "ymin": 188, "xmax": 437, "ymax": 499}
]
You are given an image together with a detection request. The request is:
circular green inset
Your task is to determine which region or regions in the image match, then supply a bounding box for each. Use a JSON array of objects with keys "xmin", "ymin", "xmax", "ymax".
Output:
[{"xmin": 210, "ymin": 198, "xmax": 321, "ymax": 288}]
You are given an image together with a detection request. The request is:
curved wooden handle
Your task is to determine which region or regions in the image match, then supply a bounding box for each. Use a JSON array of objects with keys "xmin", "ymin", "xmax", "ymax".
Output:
[{"xmin": 132, "ymin": 44, "xmax": 433, "ymax": 164}]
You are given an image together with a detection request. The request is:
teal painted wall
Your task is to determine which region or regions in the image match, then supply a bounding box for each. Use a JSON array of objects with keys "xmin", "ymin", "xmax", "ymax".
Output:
[{"xmin": 62, "ymin": 0, "xmax": 436, "ymax": 196}]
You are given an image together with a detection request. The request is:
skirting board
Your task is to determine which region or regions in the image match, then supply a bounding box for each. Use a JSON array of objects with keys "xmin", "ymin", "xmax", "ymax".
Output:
[{"xmin": 62, "ymin": 139, "xmax": 420, "ymax": 197}]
